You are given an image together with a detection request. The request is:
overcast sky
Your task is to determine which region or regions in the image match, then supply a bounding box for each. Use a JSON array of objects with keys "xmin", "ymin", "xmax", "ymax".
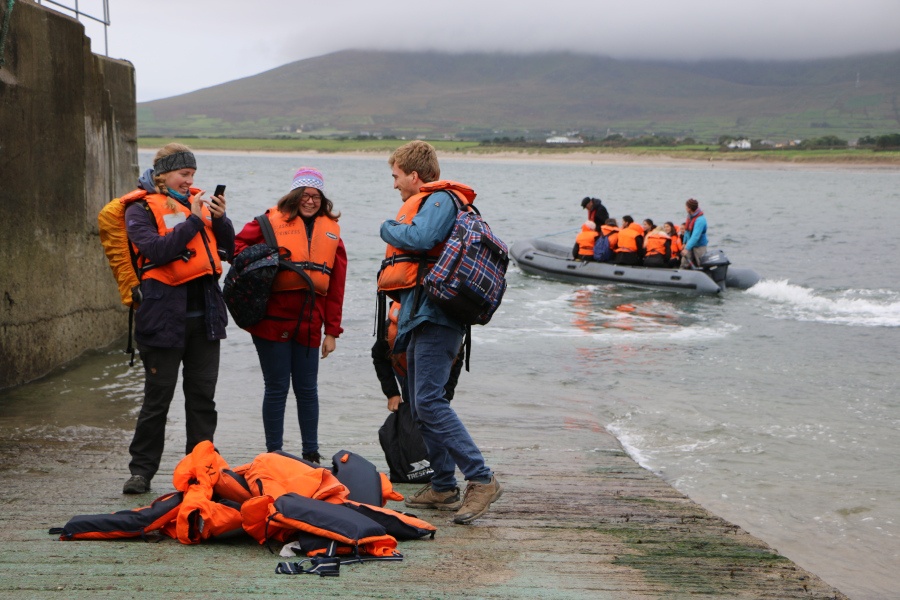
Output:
[{"xmin": 69, "ymin": 0, "xmax": 900, "ymax": 102}]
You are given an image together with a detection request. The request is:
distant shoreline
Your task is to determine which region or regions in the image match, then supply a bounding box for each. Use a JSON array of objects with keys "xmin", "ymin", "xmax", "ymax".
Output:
[{"xmin": 138, "ymin": 145, "xmax": 900, "ymax": 171}]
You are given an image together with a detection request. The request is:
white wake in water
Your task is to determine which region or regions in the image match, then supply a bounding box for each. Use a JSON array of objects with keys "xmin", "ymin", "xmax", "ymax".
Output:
[{"xmin": 748, "ymin": 280, "xmax": 900, "ymax": 327}]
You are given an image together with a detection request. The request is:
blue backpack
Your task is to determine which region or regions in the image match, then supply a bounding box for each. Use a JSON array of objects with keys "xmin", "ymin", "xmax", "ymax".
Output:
[{"xmin": 593, "ymin": 235, "xmax": 613, "ymax": 262}]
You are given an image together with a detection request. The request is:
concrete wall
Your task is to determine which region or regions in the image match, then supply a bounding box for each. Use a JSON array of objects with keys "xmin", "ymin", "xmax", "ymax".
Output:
[{"xmin": 0, "ymin": 1, "xmax": 138, "ymax": 389}]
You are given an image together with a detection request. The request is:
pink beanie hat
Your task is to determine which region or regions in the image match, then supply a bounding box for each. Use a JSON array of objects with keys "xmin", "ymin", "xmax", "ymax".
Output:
[{"xmin": 291, "ymin": 167, "xmax": 325, "ymax": 191}]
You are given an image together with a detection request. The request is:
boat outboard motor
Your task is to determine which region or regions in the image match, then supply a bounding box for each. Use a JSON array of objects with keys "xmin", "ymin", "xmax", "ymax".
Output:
[{"xmin": 699, "ymin": 250, "xmax": 730, "ymax": 291}]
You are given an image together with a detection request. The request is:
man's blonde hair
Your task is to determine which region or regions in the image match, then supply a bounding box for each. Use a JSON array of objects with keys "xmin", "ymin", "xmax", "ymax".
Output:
[{"xmin": 388, "ymin": 140, "xmax": 440, "ymax": 183}]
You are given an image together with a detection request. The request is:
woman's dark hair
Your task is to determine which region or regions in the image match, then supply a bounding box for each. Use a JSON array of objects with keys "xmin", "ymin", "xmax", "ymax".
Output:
[
  {"xmin": 276, "ymin": 187, "xmax": 340, "ymax": 221},
  {"xmin": 643, "ymin": 218, "xmax": 655, "ymax": 229},
  {"xmin": 664, "ymin": 221, "xmax": 678, "ymax": 235}
]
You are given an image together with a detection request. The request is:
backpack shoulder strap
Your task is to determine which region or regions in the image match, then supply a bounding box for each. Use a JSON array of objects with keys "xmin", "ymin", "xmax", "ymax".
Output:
[
  {"xmin": 442, "ymin": 189, "xmax": 478, "ymax": 215},
  {"xmin": 254, "ymin": 214, "xmax": 278, "ymax": 248},
  {"xmin": 253, "ymin": 212, "xmax": 316, "ymax": 335}
]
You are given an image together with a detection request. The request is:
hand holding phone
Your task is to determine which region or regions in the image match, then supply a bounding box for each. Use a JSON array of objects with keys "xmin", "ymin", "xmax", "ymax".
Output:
[{"xmin": 209, "ymin": 184, "xmax": 226, "ymax": 217}]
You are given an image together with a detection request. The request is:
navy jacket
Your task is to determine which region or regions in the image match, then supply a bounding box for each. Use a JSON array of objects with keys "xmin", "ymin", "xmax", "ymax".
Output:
[{"xmin": 125, "ymin": 170, "xmax": 235, "ymax": 347}]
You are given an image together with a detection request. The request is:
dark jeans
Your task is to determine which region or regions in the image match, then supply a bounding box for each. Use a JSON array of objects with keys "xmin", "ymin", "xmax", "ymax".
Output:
[
  {"xmin": 252, "ymin": 336, "xmax": 319, "ymax": 454},
  {"xmin": 407, "ymin": 323, "xmax": 491, "ymax": 491},
  {"xmin": 642, "ymin": 254, "xmax": 667, "ymax": 268},
  {"xmin": 615, "ymin": 251, "xmax": 642, "ymax": 266},
  {"xmin": 128, "ymin": 317, "xmax": 219, "ymax": 480}
]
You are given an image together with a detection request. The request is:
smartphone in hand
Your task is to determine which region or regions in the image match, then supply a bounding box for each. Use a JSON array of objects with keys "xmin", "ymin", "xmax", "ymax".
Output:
[{"xmin": 213, "ymin": 184, "xmax": 226, "ymax": 197}]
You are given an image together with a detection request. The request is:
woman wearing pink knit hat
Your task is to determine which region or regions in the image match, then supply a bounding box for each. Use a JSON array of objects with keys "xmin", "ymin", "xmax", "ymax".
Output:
[{"xmin": 233, "ymin": 167, "xmax": 347, "ymax": 463}]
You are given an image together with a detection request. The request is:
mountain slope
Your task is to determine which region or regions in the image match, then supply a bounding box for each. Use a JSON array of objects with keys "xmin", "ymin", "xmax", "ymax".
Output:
[{"xmin": 137, "ymin": 50, "xmax": 900, "ymax": 141}]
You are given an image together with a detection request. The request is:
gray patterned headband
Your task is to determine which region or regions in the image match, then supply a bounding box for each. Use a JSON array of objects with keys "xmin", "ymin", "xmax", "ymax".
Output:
[{"xmin": 153, "ymin": 151, "xmax": 197, "ymax": 175}]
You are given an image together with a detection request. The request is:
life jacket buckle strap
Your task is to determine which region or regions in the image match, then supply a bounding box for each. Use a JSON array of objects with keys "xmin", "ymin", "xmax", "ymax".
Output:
[{"xmin": 275, "ymin": 556, "xmax": 341, "ymax": 577}]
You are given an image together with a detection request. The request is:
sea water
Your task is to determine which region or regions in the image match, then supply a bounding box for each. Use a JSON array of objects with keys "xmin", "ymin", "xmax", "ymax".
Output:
[{"xmin": 5, "ymin": 151, "xmax": 900, "ymax": 599}]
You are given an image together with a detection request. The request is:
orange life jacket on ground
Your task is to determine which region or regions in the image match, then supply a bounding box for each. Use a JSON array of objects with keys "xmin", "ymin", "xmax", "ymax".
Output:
[
  {"xmin": 243, "ymin": 451, "xmax": 349, "ymax": 503},
  {"xmin": 137, "ymin": 191, "xmax": 222, "ymax": 286},
  {"xmin": 575, "ymin": 226, "xmax": 599, "ymax": 257},
  {"xmin": 246, "ymin": 492, "xmax": 401, "ymax": 557},
  {"xmin": 213, "ymin": 465, "xmax": 253, "ymax": 505},
  {"xmin": 343, "ymin": 500, "xmax": 435, "ymax": 540},
  {"xmin": 266, "ymin": 209, "xmax": 340, "ymax": 295},
  {"xmin": 377, "ymin": 180, "xmax": 476, "ymax": 298},
  {"xmin": 616, "ymin": 223, "xmax": 643, "ymax": 253},
  {"xmin": 172, "ymin": 441, "xmax": 243, "ymax": 544},
  {"xmin": 643, "ymin": 230, "xmax": 671, "ymax": 258},
  {"xmin": 52, "ymin": 492, "xmax": 184, "ymax": 541}
]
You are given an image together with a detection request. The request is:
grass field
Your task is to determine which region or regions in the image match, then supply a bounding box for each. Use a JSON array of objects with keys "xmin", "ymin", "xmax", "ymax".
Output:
[{"xmin": 138, "ymin": 137, "xmax": 900, "ymax": 165}]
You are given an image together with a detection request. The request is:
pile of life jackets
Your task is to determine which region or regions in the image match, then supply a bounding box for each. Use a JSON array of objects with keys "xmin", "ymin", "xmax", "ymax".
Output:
[{"xmin": 49, "ymin": 441, "xmax": 436, "ymax": 563}]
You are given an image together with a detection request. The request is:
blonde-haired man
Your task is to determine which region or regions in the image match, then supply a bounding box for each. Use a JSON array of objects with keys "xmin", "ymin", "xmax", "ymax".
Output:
[{"xmin": 377, "ymin": 141, "xmax": 502, "ymax": 524}]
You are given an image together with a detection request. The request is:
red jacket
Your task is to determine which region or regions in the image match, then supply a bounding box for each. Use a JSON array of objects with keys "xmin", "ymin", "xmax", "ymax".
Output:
[{"xmin": 234, "ymin": 218, "xmax": 347, "ymax": 347}]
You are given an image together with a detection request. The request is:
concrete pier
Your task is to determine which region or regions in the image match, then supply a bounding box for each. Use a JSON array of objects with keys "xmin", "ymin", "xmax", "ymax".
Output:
[
  {"xmin": 0, "ymin": 346, "xmax": 848, "ymax": 599},
  {"xmin": 0, "ymin": 0, "xmax": 137, "ymax": 389}
]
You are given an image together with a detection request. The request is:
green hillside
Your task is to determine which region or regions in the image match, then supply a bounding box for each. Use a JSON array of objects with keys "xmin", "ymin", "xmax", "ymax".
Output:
[{"xmin": 137, "ymin": 50, "xmax": 900, "ymax": 143}]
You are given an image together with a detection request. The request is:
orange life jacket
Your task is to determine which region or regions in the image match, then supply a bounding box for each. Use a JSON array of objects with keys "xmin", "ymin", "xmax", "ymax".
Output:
[
  {"xmin": 377, "ymin": 180, "xmax": 476, "ymax": 298},
  {"xmin": 172, "ymin": 441, "xmax": 244, "ymax": 544},
  {"xmin": 643, "ymin": 230, "xmax": 671, "ymax": 258},
  {"xmin": 213, "ymin": 465, "xmax": 253, "ymax": 505},
  {"xmin": 669, "ymin": 232, "xmax": 684, "ymax": 256},
  {"xmin": 616, "ymin": 223, "xmax": 643, "ymax": 253},
  {"xmin": 137, "ymin": 190, "xmax": 222, "ymax": 286},
  {"xmin": 386, "ymin": 302, "xmax": 407, "ymax": 378},
  {"xmin": 600, "ymin": 225, "xmax": 619, "ymax": 251},
  {"xmin": 52, "ymin": 491, "xmax": 184, "ymax": 541},
  {"xmin": 243, "ymin": 451, "xmax": 349, "ymax": 504},
  {"xmin": 266, "ymin": 209, "xmax": 340, "ymax": 295},
  {"xmin": 343, "ymin": 500, "xmax": 435, "ymax": 540},
  {"xmin": 246, "ymin": 492, "xmax": 401, "ymax": 557},
  {"xmin": 575, "ymin": 225, "xmax": 599, "ymax": 257}
]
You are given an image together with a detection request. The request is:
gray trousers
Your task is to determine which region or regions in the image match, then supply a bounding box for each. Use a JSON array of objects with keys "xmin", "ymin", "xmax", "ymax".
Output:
[{"xmin": 681, "ymin": 246, "xmax": 707, "ymax": 268}]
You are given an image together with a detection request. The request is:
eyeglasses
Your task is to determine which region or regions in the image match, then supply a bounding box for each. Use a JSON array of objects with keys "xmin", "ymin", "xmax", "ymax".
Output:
[{"xmin": 300, "ymin": 193, "xmax": 322, "ymax": 203}]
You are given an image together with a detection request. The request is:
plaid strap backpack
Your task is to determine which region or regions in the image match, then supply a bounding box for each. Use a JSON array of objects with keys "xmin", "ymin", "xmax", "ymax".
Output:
[{"xmin": 423, "ymin": 192, "xmax": 508, "ymax": 327}]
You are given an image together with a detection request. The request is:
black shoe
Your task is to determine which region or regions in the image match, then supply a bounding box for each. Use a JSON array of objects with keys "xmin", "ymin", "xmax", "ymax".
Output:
[
  {"xmin": 123, "ymin": 475, "xmax": 150, "ymax": 494},
  {"xmin": 302, "ymin": 451, "xmax": 322, "ymax": 464}
]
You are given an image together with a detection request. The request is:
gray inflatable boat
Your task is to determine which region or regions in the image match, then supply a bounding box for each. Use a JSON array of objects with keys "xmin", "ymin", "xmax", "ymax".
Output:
[{"xmin": 510, "ymin": 238, "xmax": 760, "ymax": 295}]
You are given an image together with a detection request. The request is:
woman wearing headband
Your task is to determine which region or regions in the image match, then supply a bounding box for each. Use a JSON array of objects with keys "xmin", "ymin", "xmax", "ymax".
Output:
[{"xmin": 122, "ymin": 143, "xmax": 234, "ymax": 494}]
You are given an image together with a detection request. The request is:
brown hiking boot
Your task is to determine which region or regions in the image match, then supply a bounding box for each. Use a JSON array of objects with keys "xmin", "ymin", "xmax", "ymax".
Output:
[
  {"xmin": 453, "ymin": 475, "xmax": 502, "ymax": 524},
  {"xmin": 404, "ymin": 484, "xmax": 462, "ymax": 511}
]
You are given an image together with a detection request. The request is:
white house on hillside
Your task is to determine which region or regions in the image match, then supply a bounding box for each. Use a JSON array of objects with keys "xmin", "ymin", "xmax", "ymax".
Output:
[
  {"xmin": 546, "ymin": 136, "xmax": 584, "ymax": 144},
  {"xmin": 727, "ymin": 139, "xmax": 751, "ymax": 150}
]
